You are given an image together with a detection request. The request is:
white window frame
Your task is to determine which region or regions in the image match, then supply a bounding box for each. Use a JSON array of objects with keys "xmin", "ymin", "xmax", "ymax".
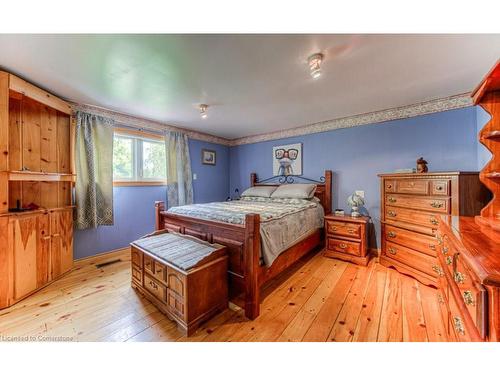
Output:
[{"xmin": 113, "ymin": 129, "xmax": 167, "ymax": 186}]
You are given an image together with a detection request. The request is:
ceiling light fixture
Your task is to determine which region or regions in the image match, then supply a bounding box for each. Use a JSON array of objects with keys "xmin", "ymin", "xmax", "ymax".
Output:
[
  {"xmin": 308, "ymin": 53, "xmax": 324, "ymax": 79},
  {"xmin": 199, "ymin": 104, "xmax": 208, "ymax": 119}
]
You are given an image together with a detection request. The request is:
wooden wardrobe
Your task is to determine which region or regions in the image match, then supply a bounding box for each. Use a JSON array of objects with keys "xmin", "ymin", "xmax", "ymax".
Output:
[{"xmin": 0, "ymin": 71, "xmax": 75, "ymax": 309}]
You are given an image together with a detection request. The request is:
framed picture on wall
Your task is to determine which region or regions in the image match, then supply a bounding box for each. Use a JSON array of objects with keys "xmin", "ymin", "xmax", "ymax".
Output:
[
  {"xmin": 273, "ymin": 143, "xmax": 302, "ymax": 176},
  {"xmin": 201, "ymin": 149, "xmax": 216, "ymax": 165}
]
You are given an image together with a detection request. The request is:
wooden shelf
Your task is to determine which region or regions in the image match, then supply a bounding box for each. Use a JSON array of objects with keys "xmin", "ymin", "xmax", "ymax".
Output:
[
  {"xmin": 484, "ymin": 171, "xmax": 500, "ymax": 179},
  {"xmin": 0, "ymin": 205, "xmax": 75, "ymax": 218},
  {"xmin": 8, "ymin": 171, "xmax": 76, "ymax": 182},
  {"xmin": 483, "ymin": 130, "xmax": 500, "ymax": 141}
]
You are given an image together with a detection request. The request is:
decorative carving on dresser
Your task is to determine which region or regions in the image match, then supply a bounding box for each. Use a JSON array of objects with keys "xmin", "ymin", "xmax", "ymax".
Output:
[{"xmin": 378, "ymin": 172, "xmax": 490, "ymax": 287}]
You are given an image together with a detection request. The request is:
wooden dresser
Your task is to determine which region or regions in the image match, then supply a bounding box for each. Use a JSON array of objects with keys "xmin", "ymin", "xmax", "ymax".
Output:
[
  {"xmin": 379, "ymin": 172, "xmax": 489, "ymax": 287},
  {"xmin": 324, "ymin": 214, "xmax": 370, "ymax": 266},
  {"xmin": 436, "ymin": 216, "xmax": 500, "ymax": 341}
]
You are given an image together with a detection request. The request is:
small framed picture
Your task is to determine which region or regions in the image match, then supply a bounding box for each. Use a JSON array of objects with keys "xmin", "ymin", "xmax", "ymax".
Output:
[{"xmin": 201, "ymin": 149, "xmax": 216, "ymax": 165}]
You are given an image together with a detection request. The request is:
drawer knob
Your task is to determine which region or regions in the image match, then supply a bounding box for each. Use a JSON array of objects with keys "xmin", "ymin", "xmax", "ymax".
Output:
[
  {"xmin": 149, "ymin": 281, "xmax": 158, "ymax": 290},
  {"xmin": 387, "ymin": 210, "xmax": 396, "ymax": 217},
  {"xmin": 454, "ymin": 271, "xmax": 465, "ymax": 284},
  {"xmin": 432, "ymin": 265, "xmax": 444, "ymax": 277},
  {"xmin": 387, "ymin": 231, "xmax": 396, "ymax": 238},
  {"xmin": 339, "ymin": 243, "xmax": 347, "ymax": 249},
  {"xmin": 453, "ymin": 316, "xmax": 465, "ymax": 335},
  {"xmin": 388, "ymin": 197, "xmax": 397, "ymax": 203},
  {"xmin": 330, "ymin": 226, "xmax": 338, "ymax": 231},
  {"xmin": 430, "ymin": 217, "xmax": 439, "ymax": 225},
  {"xmin": 388, "ymin": 247, "xmax": 397, "ymax": 255},
  {"xmin": 347, "ymin": 229, "xmax": 355, "ymax": 234},
  {"xmin": 387, "ymin": 184, "xmax": 392, "ymax": 189},
  {"xmin": 445, "ymin": 256, "xmax": 453, "ymax": 265},
  {"xmin": 430, "ymin": 201, "xmax": 443, "ymax": 208},
  {"xmin": 441, "ymin": 246, "xmax": 448, "ymax": 255},
  {"xmin": 463, "ymin": 290, "xmax": 475, "ymax": 306}
]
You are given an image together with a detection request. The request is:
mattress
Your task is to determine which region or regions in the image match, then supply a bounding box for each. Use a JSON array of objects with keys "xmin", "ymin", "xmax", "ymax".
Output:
[{"xmin": 167, "ymin": 196, "xmax": 325, "ymax": 266}]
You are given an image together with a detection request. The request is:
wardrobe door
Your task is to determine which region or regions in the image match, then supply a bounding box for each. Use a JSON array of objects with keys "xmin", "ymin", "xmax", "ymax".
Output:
[
  {"xmin": 49, "ymin": 210, "xmax": 62, "ymax": 279},
  {"xmin": 59, "ymin": 208, "xmax": 73, "ymax": 274},
  {"xmin": 37, "ymin": 211, "xmax": 51, "ymax": 286},
  {"xmin": 13, "ymin": 214, "xmax": 38, "ymax": 300}
]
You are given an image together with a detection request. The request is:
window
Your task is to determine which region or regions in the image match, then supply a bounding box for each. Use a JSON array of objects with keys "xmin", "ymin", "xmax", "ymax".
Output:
[{"xmin": 113, "ymin": 130, "xmax": 166, "ymax": 185}]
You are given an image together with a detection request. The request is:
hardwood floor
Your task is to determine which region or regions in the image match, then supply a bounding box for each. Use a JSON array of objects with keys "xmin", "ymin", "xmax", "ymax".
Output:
[{"xmin": 0, "ymin": 248, "xmax": 454, "ymax": 342}]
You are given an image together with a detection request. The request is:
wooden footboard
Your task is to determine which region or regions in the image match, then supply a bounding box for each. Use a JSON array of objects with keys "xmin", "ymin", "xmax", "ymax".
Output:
[{"xmin": 155, "ymin": 201, "xmax": 262, "ymax": 319}]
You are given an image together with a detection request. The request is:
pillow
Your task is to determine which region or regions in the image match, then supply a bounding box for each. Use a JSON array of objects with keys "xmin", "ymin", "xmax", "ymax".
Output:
[
  {"xmin": 270, "ymin": 183, "xmax": 317, "ymax": 199},
  {"xmin": 240, "ymin": 185, "xmax": 278, "ymax": 198}
]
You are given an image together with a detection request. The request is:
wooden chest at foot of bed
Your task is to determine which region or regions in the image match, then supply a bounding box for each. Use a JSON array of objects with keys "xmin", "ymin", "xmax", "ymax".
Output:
[
  {"xmin": 130, "ymin": 233, "xmax": 228, "ymax": 336},
  {"xmin": 323, "ymin": 214, "xmax": 370, "ymax": 266}
]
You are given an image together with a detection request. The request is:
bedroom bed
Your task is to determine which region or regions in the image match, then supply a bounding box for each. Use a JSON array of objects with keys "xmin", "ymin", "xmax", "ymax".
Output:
[{"xmin": 154, "ymin": 170, "xmax": 332, "ymax": 319}]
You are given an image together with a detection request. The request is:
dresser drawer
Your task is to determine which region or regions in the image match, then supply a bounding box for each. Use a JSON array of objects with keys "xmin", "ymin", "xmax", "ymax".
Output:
[
  {"xmin": 430, "ymin": 179, "xmax": 450, "ymax": 196},
  {"xmin": 385, "ymin": 206, "xmax": 440, "ymax": 229},
  {"xmin": 384, "ymin": 241, "xmax": 436, "ymax": 277},
  {"xmin": 384, "ymin": 180, "xmax": 396, "ymax": 193},
  {"xmin": 326, "ymin": 220, "xmax": 361, "ymax": 239},
  {"xmin": 386, "ymin": 194, "xmax": 449, "ymax": 213},
  {"xmin": 395, "ymin": 179, "xmax": 429, "ymax": 195},
  {"xmin": 327, "ymin": 238, "xmax": 361, "ymax": 256},
  {"xmin": 450, "ymin": 253, "xmax": 487, "ymax": 338},
  {"xmin": 448, "ymin": 291, "xmax": 473, "ymax": 341},
  {"xmin": 144, "ymin": 274, "xmax": 167, "ymax": 302},
  {"xmin": 384, "ymin": 224, "xmax": 437, "ymax": 257},
  {"xmin": 131, "ymin": 247, "xmax": 143, "ymax": 267}
]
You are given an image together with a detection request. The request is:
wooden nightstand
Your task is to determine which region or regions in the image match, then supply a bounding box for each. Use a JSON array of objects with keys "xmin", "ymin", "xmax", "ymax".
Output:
[{"xmin": 324, "ymin": 214, "xmax": 370, "ymax": 266}]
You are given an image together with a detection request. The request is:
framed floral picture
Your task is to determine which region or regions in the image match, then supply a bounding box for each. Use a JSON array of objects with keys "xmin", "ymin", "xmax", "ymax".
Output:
[{"xmin": 201, "ymin": 149, "xmax": 216, "ymax": 165}]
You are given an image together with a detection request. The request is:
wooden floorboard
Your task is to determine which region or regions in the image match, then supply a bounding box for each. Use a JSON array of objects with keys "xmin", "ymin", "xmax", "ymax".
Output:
[{"xmin": 0, "ymin": 248, "xmax": 454, "ymax": 342}]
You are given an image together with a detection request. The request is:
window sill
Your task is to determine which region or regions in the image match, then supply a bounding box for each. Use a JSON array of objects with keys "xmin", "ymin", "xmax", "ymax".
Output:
[{"xmin": 113, "ymin": 181, "xmax": 167, "ymax": 187}]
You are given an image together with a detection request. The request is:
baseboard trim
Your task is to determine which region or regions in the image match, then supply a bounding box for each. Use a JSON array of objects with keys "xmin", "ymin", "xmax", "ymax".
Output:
[{"xmin": 74, "ymin": 247, "xmax": 130, "ymax": 265}]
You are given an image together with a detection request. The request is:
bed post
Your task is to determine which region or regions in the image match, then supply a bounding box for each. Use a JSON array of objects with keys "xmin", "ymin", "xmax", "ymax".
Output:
[
  {"xmin": 244, "ymin": 213, "xmax": 260, "ymax": 320},
  {"xmin": 155, "ymin": 201, "xmax": 165, "ymax": 231},
  {"xmin": 250, "ymin": 172, "xmax": 257, "ymax": 187},
  {"xmin": 324, "ymin": 170, "xmax": 332, "ymax": 215}
]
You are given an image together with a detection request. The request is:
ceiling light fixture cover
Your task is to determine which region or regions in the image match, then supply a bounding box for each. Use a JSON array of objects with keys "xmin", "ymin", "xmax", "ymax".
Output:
[
  {"xmin": 199, "ymin": 104, "xmax": 208, "ymax": 119},
  {"xmin": 308, "ymin": 53, "xmax": 324, "ymax": 79}
]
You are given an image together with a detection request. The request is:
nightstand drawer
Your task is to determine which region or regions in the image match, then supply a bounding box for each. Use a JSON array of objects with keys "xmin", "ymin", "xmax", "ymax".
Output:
[
  {"xmin": 326, "ymin": 220, "xmax": 361, "ymax": 239},
  {"xmin": 327, "ymin": 238, "xmax": 361, "ymax": 256}
]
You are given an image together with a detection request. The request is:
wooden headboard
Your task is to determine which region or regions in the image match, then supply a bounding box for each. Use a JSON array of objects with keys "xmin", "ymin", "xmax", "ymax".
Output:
[{"xmin": 250, "ymin": 170, "xmax": 332, "ymax": 215}]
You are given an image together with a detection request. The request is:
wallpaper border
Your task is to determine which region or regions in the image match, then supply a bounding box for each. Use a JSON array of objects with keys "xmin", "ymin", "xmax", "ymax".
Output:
[
  {"xmin": 72, "ymin": 93, "xmax": 473, "ymax": 148},
  {"xmin": 229, "ymin": 93, "xmax": 473, "ymax": 146}
]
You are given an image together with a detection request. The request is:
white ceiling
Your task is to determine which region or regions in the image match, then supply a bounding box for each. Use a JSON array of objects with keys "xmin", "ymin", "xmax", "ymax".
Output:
[{"xmin": 0, "ymin": 34, "xmax": 499, "ymax": 139}]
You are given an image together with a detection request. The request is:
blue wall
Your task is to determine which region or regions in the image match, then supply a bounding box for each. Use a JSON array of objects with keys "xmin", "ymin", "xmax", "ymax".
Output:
[
  {"xmin": 75, "ymin": 106, "xmax": 484, "ymax": 258},
  {"xmin": 229, "ymin": 107, "xmax": 481, "ymax": 249},
  {"xmin": 74, "ymin": 139, "xmax": 230, "ymax": 259}
]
